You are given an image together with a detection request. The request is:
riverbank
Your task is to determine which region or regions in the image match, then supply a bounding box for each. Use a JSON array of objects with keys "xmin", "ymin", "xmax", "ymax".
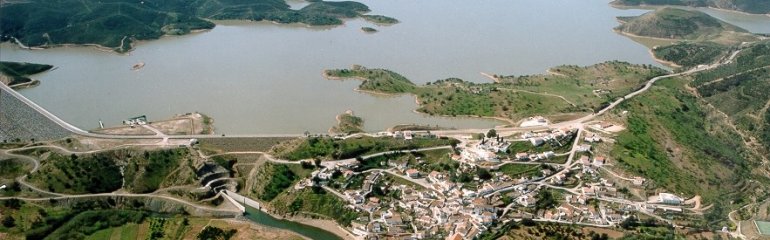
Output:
[{"xmin": 245, "ymin": 202, "xmax": 353, "ymax": 240}]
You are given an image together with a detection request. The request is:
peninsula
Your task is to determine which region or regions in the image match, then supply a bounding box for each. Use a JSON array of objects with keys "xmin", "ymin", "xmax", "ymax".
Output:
[
  {"xmin": 0, "ymin": 61, "xmax": 53, "ymax": 88},
  {"xmin": 325, "ymin": 62, "xmax": 667, "ymax": 122}
]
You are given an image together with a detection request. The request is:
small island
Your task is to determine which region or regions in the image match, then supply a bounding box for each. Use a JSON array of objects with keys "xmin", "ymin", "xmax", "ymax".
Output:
[
  {"xmin": 361, "ymin": 14, "xmax": 400, "ymax": 25},
  {"xmin": 330, "ymin": 110, "xmax": 365, "ymax": 134},
  {"xmin": 0, "ymin": 61, "xmax": 54, "ymax": 88},
  {"xmin": 361, "ymin": 27, "xmax": 378, "ymax": 33},
  {"xmin": 0, "ymin": 0, "xmax": 397, "ymax": 53}
]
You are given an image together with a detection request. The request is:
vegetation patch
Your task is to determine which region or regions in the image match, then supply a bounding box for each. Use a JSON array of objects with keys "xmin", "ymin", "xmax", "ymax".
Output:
[
  {"xmin": 251, "ymin": 163, "xmax": 299, "ymax": 201},
  {"xmin": 611, "ymin": 78, "xmax": 753, "ymax": 204},
  {"xmin": 330, "ymin": 111, "xmax": 364, "ymax": 134},
  {"xmin": 272, "ymin": 187, "xmax": 359, "ymax": 226},
  {"xmin": 271, "ymin": 136, "xmax": 457, "ymax": 160},
  {"xmin": 497, "ymin": 163, "xmax": 545, "ymax": 180},
  {"xmin": 27, "ymin": 152, "xmax": 123, "ymax": 194},
  {"xmin": 0, "ymin": 61, "xmax": 53, "ymax": 86},
  {"xmin": 0, "ymin": 158, "xmax": 32, "ymax": 179},
  {"xmin": 361, "ymin": 15, "xmax": 399, "ymax": 25},
  {"xmin": 326, "ymin": 62, "xmax": 666, "ymax": 120},
  {"xmin": 325, "ymin": 65, "xmax": 416, "ymax": 93},
  {"xmin": 652, "ymin": 41, "xmax": 727, "ymax": 67},
  {"xmin": 615, "ymin": 8, "xmax": 752, "ymax": 42},
  {"xmin": 123, "ymin": 148, "xmax": 191, "ymax": 193}
]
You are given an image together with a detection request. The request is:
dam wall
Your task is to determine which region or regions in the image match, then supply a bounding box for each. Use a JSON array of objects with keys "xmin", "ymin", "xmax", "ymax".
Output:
[{"xmin": 0, "ymin": 87, "xmax": 71, "ymax": 142}]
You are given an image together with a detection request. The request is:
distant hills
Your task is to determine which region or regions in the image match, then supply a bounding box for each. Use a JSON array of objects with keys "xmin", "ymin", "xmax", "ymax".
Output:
[
  {"xmin": 0, "ymin": 0, "xmax": 387, "ymax": 52},
  {"xmin": 615, "ymin": 8, "xmax": 750, "ymax": 40},
  {"xmin": 612, "ymin": 0, "xmax": 770, "ymax": 14}
]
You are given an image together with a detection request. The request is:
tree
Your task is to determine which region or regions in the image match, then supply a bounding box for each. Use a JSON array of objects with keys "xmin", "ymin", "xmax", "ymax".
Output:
[
  {"xmin": 535, "ymin": 190, "xmax": 556, "ymax": 210},
  {"xmin": 486, "ymin": 129, "xmax": 497, "ymax": 138},
  {"xmin": 2, "ymin": 215, "xmax": 15, "ymax": 228},
  {"xmin": 477, "ymin": 168, "xmax": 492, "ymax": 180},
  {"xmin": 314, "ymin": 158, "xmax": 322, "ymax": 168}
]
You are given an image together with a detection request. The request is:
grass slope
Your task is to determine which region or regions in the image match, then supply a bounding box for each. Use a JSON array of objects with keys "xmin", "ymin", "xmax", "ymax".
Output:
[
  {"xmin": 691, "ymin": 40, "xmax": 770, "ymax": 153},
  {"xmin": 0, "ymin": 0, "xmax": 392, "ymax": 52},
  {"xmin": 615, "ymin": 8, "xmax": 749, "ymax": 40},
  {"xmin": 611, "ymin": 78, "xmax": 758, "ymax": 207}
]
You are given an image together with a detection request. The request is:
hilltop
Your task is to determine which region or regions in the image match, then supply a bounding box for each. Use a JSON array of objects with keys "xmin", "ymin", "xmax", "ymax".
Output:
[
  {"xmin": 611, "ymin": 0, "xmax": 770, "ymax": 15},
  {"xmin": 615, "ymin": 8, "xmax": 752, "ymax": 41},
  {"xmin": 0, "ymin": 0, "xmax": 395, "ymax": 52}
]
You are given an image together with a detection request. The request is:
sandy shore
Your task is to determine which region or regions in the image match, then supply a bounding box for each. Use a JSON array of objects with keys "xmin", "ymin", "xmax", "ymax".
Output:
[{"xmin": 647, "ymin": 48, "xmax": 683, "ymax": 68}]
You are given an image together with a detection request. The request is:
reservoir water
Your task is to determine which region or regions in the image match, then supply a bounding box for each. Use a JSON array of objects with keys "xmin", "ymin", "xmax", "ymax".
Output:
[
  {"xmin": 1, "ymin": 0, "xmax": 768, "ymax": 134},
  {"xmin": 244, "ymin": 206, "xmax": 343, "ymax": 240}
]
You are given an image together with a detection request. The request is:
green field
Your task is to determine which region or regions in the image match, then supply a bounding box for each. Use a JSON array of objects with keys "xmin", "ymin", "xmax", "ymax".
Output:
[
  {"xmin": 497, "ymin": 163, "xmax": 545, "ymax": 179},
  {"xmin": 757, "ymin": 221, "xmax": 770, "ymax": 236}
]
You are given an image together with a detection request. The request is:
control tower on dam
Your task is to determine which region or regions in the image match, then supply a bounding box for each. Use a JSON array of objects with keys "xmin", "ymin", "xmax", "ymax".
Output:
[{"xmin": 0, "ymin": 86, "xmax": 72, "ymax": 142}]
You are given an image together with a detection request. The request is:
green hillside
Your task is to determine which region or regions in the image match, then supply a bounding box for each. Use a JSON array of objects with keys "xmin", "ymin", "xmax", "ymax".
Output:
[
  {"xmin": 652, "ymin": 42, "xmax": 728, "ymax": 67},
  {"xmin": 691, "ymin": 40, "xmax": 770, "ymax": 154},
  {"xmin": 611, "ymin": 0, "xmax": 770, "ymax": 14},
  {"xmin": 0, "ymin": 0, "xmax": 391, "ymax": 52},
  {"xmin": 326, "ymin": 62, "xmax": 667, "ymax": 120},
  {"xmin": 615, "ymin": 8, "xmax": 749, "ymax": 40},
  {"xmin": 0, "ymin": 61, "xmax": 53, "ymax": 86}
]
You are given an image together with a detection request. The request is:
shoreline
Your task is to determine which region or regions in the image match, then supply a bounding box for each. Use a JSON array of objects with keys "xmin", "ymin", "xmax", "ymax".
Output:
[
  {"xmin": 647, "ymin": 48, "xmax": 683, "ymax": 68},
  {"xmin": 613, "ymin": 28, "xmax": 684, "ymax": 42}
]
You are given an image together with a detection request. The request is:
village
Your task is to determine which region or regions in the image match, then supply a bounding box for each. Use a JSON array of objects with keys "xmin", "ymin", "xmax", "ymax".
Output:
[{"xmin": 290, "ymin": 122, "xmax": 704, "ymax": 239}]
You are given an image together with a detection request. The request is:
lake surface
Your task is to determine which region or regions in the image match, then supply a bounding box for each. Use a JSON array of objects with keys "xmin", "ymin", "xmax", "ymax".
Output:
[{"xmin": 1, "ymin": 0, "xmax": 768, "ymax": 134}]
